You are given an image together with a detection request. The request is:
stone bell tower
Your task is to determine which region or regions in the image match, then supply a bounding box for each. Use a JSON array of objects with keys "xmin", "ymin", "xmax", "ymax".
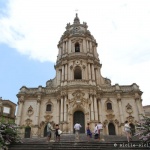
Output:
[
  {"xmin": 54, "ymin": 14, "xmax": 111, "ymax": 133},
  {"xmin": 55, "ymin": 13, "xmax": 108, "ymax": 87}
]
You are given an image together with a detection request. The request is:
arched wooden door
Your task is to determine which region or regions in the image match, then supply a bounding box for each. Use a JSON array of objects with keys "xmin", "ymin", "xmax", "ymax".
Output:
[
  {"xmin": 130, "ymin": 123, "xmax": 135, "ymax": 136},
  {"xmin": 108, "ymin": 123, "xmax": 116, "ymax": 135},
  {"xmin": 44, "ymin": 125, "xmax": 47, "ymax": 137},
  {"xmin": 73, "ymin": 111, "xmax": 85, "ymax": 133},
  {"xmin": 24, "ymin": 126, "xmax": 31, "ymax": 138}
]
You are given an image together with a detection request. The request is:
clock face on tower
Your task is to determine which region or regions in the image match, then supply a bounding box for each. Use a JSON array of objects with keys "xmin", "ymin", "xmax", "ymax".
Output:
[{"xmin": 73, "ymin": 27, "xmax": 80, "ymax": 32}]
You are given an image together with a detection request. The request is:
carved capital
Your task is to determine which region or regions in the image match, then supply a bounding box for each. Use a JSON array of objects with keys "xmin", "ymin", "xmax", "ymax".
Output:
[
  {"xmin": 135, "ymin": 92, "xmax": 140, "ymax": 100},
  {"xmin": 116, "ymin": 93, "xmax": 121, "ymax": 100},
  {"xmin": 70, "ymin": 65, "xmax": 73, "ymax": 70}
]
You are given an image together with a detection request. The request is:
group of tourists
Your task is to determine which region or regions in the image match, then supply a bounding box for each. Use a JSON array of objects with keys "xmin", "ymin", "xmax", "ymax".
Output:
[
  {"xmin": 46, "ymin": 120, "xmax": 132, "ymax": 143},
  {"xmin": 46, "ymin": 122, "xmax": 61, "ymax": 142},
  {"xmin": 85, "ymin": 122, "xmax": 103, "ymax": 142}
]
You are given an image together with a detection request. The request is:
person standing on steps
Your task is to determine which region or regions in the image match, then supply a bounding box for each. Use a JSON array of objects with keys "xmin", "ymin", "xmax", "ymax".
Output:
[
  {"xmin": 46, "ymin": 121, "xmax": 52, "ymax": 142},
  {"xmin": 94, "ymin": 123, "xmax": 99, "ymax": 140},
  {"xmin": 97, "ymin": 122, "xmax": 103, "ymax": 141},
  {"xmin": 86, "ymin": 123, "xmax": 92, "ymax": 142},
  {"xmin": 55, "ymin": 124, "xmax": 60, "ymax": 142},
  {"xmin": 124, "ymin": 121, "xmax": 132, "ymax": 142},
  {"xmin": 74, "ymin": 122, "xmax": 82, "ymax": 140}
]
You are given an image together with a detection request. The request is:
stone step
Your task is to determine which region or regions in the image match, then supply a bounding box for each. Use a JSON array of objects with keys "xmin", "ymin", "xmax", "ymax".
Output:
[
  {"xmin": 9, "ymin": 142, "xmax": 149, "ymax": 150},
  {"xmin": 8, "ymin": 134, "xmax": 149, "ymax": 150}
]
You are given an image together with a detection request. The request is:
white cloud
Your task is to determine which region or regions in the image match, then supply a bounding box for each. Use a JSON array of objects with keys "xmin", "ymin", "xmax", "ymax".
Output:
[{"xmin": 0, "ymin": 0, "xmax": 150, "ymax": 105}]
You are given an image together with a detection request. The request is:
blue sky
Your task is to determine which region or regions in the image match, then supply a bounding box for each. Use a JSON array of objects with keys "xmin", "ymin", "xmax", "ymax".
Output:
[{"xmin": 0, "ymin": 0, "xmax": 150, "ymax": 106}]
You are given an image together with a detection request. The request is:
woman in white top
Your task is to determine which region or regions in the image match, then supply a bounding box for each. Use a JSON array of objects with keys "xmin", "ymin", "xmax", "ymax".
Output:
[{"xmin": 124, "ymin": 121, "xmax": 132, "ymax": 142}]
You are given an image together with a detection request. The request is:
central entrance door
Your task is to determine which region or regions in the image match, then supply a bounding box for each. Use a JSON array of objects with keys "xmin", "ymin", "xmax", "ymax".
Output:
[{"xmin": 73, "ymin": 111, "xmax": 85, "ymax": 133}]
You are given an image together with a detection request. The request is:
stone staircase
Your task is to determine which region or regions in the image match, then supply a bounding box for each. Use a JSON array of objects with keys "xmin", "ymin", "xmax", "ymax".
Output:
[{"xmin": 8, "ymin": 134, "xmax": 150, "ymax": 150}]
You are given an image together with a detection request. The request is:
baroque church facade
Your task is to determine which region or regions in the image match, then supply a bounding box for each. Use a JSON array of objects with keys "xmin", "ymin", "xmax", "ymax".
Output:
[{"xmin": 15, "ymin": 14, "xmax": 144, "ymax": 138}]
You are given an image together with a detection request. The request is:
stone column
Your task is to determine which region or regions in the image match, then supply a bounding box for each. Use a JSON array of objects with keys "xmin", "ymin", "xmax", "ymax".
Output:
[
  {"xmin": 87, "ymin": 41, "xmax": 89, "ymax": 52},
  {"xmin": 57, "ymin": 69, "xmax": 61, "ymax": 85},
  {"xmin": 62, "ymin": 65, "xmax": 65, "ymax": 81},
  {"xmin": 135, "ymin": 93, "xmax": 143, "ymax": 119},
  {"xmin": 65, "ymin": 64, "xmax": 68, "ymax": 81},
  {"xmin": 117, "ymin": 94, "xmax": 124, "ymax": 135},
  {"xmin": 90, "ymin": 94, "xmax": 94, "ymax": 120},
  {"xmin": 80, "ymin": 42, "xmax": 83, "ymax": 52},
  {"xmin": 71, "ymin": 42, "xmax": 74, "ymax": 52},
  {"xmin": 89, "ymin": 41, "xmax": 92, "ymax": 52},
  {"xmin": 70, "ymin": 65, "xmax": 73, "ymax": 80},
  {"xmin": 83, "ymin": 39, "xmax": 86, "ymax": 52},
  {"xmin": 35, "ymin": 95, "xmax": 41, "ymax": 125},
  {"xmin": 91, "ymin": 64, "xmax": 95, "ymax": 81},
  {"xmin": 88, "ymin": 63, "xmax": 91, "ymax": 80},
  {"xmin": 64, "ymin": 96, "xmax": 67, "ymax": 122},
  {"xmin": 98, "ymin": 98, "xmax": 103, "ymax": 122},
  {"xmin": 66, "ymin": 41, "xmax": 68, "ymax": 53},
  {"xmin": 94, "ymin": 95, "xmax": 98, "ymax": 120},
  {"xmin": 69, "ymin": 40, "xmax": 71, "ymax": 53},
  {"xmin": 56, "ymin": 98, "xmax": 60, "ymax": 123},
  {"xmin": 118, "ymin": 99, "xmax": 124, "ymax": 123},
  {"xmin": 60, "ymin": 96, "xmax": 64, "ymax": 122},
  {"xmin": 63, "ymin": 42, "xmax": 65, "ymax": 54},
  {"xmin": 17, "ymin": 96, "xmax": 24, "ymax": 125}
]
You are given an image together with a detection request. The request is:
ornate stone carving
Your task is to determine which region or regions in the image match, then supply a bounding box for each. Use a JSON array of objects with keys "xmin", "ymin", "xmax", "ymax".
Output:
[
  {"xmin": 82, "ymin": 65, "xmax": 86, "ymax": 69},
  {"xmin": 126, "ymin": 103, "xmax": 133, "ymax": 114},
  {"xmin": 114, "ymin": 119, "xmax": 119, "ymax": 125},
  {"xmin": 103, "ymin": 120, "xmax": 108, "ymax": 127},
  {"xmin": 67, "ymin": 90, "xmax": 88, "ymax": 112},
  {"xmin": 25, "ymin": 118, "xmax": 32, "ymax": 126},
  {"xmin": 106, "ymin": 114, "xmax": 115, "ymax": 120},
  {"xmin": 126, "ymin": 115, "xmax": 134, "ymax": 122},
  {"xmin": 44, "ymin": 115, "xmax": 53, "ymax": 122},
  {"xmin": 75, "ymin": 60, "xmax": 80, "ymax": 65},
  {"xmin": 70, "ymin": 65, "xmax": 73, "ymax": 70},
  {"xmin": 27, "ymin": 105, "xmax": 34, "ymax": 117}
]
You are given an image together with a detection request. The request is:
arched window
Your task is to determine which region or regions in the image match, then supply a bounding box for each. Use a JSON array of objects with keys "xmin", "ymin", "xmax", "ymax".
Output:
[
  {"xmin": 74, "ymin": 66, "xmax": 82, "ymax": 79},
  {"xmin": 75, "ymin": 42, "xmax": 80, "ymax": 52},
  {"xmin": 46, "ymin": 104, "xmax": 52, "ymax": 111},
  {"xmin": 107, "ymin": 102, "xmax": 112, "ymax": 110}
]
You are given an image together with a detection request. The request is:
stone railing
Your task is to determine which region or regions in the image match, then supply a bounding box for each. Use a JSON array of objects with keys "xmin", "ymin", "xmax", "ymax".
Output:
[
  {"xmin": 120, "ymin": 86, "xmax": 133, "ymax": 92},
  {"xmin": 68, "ymin": 80, "xmax": 89, "ymax": 86},
  {"xmin": 101, "ymin": 86, "xmax": 115, "ymax": 92}
]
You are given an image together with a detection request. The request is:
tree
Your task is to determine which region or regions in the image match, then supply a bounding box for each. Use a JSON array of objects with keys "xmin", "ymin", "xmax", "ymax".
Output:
[{"xmin": 135, "ymin": 115, "xmax": 150, "ymax": 142}]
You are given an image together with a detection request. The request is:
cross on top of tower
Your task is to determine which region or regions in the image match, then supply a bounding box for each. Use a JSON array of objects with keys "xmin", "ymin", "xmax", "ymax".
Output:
[{"xmin": 74, "ymin": 11, "xmax": 80, "ymax": 24}]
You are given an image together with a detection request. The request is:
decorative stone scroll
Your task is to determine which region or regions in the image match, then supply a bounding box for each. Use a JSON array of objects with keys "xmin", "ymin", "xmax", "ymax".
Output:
[
  {"xmin": 69, "ymin": 90, "xmax": 88, "ymax": 107},
  {"xmin": 27, "ymin": 105, "xmax": 34, "ymax": 117},
  {"xmin": 126, "ymin": 103, "xmax": 133, "ymax": 114},
  {"xmin": 44, "ymin": 115, "xmax": 53, "ymax": 122},
  {"xmin": 126, "ymin": 115, "xmax": 134, "ymax": 123},
  {"xmin": 25, "ymin": 118, "xmax": 32, "ymax": 126},
  {"xmin": 106, "ymin": 114, "xmax": 115, "ymax": 120}
]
